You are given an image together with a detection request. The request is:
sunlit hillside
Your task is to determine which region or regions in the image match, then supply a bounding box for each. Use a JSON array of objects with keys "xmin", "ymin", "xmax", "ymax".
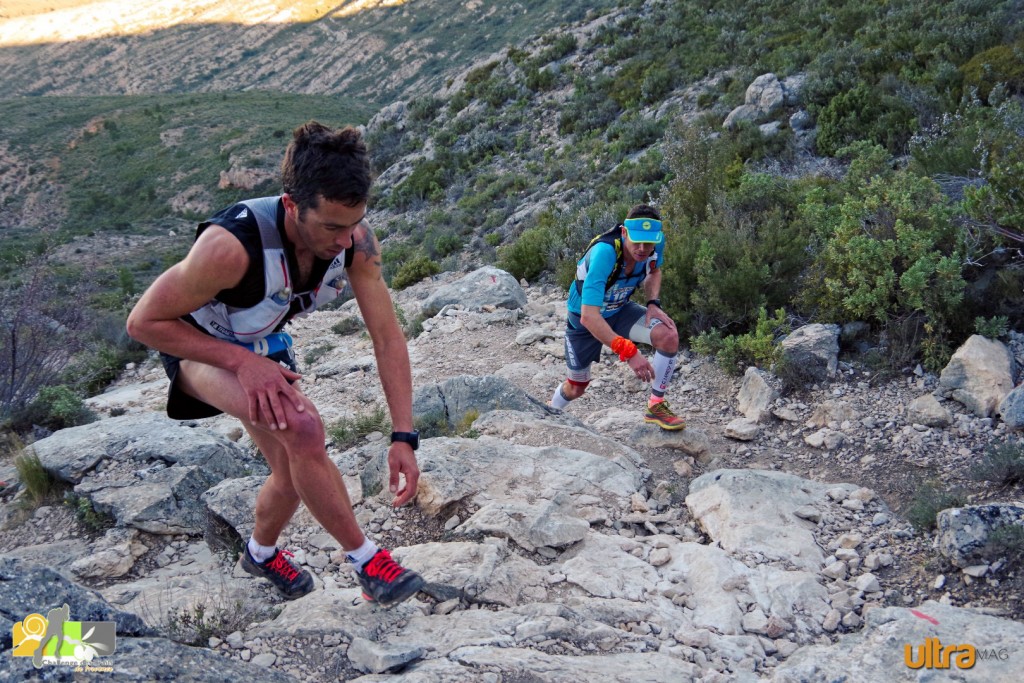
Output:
[{"xmin": 0, "ymin": 0, "xmax": 616, "ymax": 102}]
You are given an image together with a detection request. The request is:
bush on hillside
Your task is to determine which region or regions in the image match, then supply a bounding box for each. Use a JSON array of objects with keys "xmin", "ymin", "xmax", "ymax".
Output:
[
  {"xmin": 798, "ymin": 144, "xmax": 967, "ymax": 371},
  {"xmin": 387, "ymin": 159, "xmax": 447, "ymax": 208},
  {"xmin": 690, "ymin": 307, "xmax": 790, "ymax": 375},
  {"xmin": 963, "ymin": 99, "xmax": 1024, "ymax": 232},
  {"xmin": 659, "ymin": 123, "xmax": 813, "ymax": 337},
  {"xmin": 960, "ymin": 43, "xmax": 1024, "ymax": 103},
  {"xmin": 815, "ymin": 83, "xmax": 917, "ymax": 156},
  {"xmin": 0, "ymin": 260, "xmax": 92, "ymax": 421},
  {"xmin": 391, "ymin": 255, "xmax": 441, "ymax": 291},
  {"xmin": 9, "ymin": 385, "xmax": 95, "ymax": 434},
  {"xmin": 497, "ymin": 226, "xmax": 555, "ymax": 283}
]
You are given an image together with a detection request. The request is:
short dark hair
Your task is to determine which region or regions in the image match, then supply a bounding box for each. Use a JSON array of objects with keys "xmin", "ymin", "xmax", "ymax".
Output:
[
  {"xmin": 281, "ymin": 121, "xmax": 371, "ymax": 214},
  {"xmin": 626, "ymin": 204, "xmax": 661, "ymax": 221}
]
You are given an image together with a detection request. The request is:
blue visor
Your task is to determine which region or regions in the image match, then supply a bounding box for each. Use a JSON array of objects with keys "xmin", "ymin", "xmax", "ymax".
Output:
[{"xmin": 623, "ymin": 218, "xmax": 663, "ymax": 244}]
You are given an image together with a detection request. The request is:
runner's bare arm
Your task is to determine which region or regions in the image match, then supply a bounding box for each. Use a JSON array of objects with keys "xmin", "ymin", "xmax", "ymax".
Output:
[
  {"xmin": 127, "ymin": 226, "xmax": 251, "ymax": 366},
  {"xmin": 346, "ymin": 223, "xmax": 420, "ymax": 506},
  {"xmin": 127, "ymin": 226, "xmax": 304, "ymax": 429},
  {"xmin": 642, "ymin": 268, "xmax": 675, "ymax": 329}
]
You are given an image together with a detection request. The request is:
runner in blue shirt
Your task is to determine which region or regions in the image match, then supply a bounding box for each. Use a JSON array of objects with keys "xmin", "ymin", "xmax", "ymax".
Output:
[{"xmin": 550, "ymin": 204, "xmax": 685, "ymax": 430}]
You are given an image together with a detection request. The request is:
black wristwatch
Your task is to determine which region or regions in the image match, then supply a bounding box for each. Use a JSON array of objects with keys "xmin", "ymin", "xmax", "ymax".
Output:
[
  {"xmin": 646, "ymin": 298, "xmax": 662, "ymax": 308},
  {"xmin": 390, "ymin": 430, "xmax": 420, "ymax": 450}
]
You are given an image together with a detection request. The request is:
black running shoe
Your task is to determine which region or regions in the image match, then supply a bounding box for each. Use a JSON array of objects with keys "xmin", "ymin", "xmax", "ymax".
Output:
[
  {"xmin": 240, "ymin": 547, "xmax": 315, "ymax": 599},
  {"xmin": 356, "ymin": 549, "xmax": 424, "ymax": 606}
]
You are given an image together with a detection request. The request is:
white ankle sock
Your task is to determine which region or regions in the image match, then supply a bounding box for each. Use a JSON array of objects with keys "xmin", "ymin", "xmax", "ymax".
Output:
[
  {"xmin": 346, "ymin": 538, "xmax": 379, "ymax": 571},
  {"xmin": 247, "ymin": 537, "xmax": 277, "ymax": 563},
  {"xmin": 550, "ymin": 385, "xmax": 571, "ymax": 409}
]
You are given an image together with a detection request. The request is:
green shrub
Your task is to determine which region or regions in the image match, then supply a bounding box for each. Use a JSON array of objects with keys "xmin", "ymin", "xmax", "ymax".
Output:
[
  {"xmin": 414, "ymin": 410, "xmax": 450, "ymax": 439},
  {"xmin": 524, "ymin": 66, "xmax": 557, "ymax": 92},
  {"xmin": 970, "ymin": 439, "xmax": 1024, "ymax": 487},
  {"xmin": 661, "ymin": 161, "xmax": 812, "ymax": 337},
  {"xmin": 963, "ymin": 99, "xmax": 1024, "ymax": 233},
  {"xmin": 906, "ymin": 481, "xmax": 967, "ymax": 533},
  {"xmin": 163, "ymin": 599, "xmax": 272, "ymax": 647},
  {"xmin": 456, "ymin": 408, "xmax": 480, "ymax": 438},
  {"xmin": 428, "ymin": 233, "xmax": 463, "ymax": 259},
  {"xmin": 303, "ymin": 343, "xmax": 335, "ymax": 366},
  {"xmin": 497, "ymin": 226, "xmax": 555, "ymax": 283},
  {"xmin": 798, "ymin": 144, "xmax": 967, "ymax": 371},
  {"xmin": 961, "ymin": 42, "xmax": 1024, "ymax": 102},
  {"xmin": 392, "ymin": 255, "xmax": 441, "ymax": 290},
  {"xmin": 331, "ymin": 317, "xmax": 365, "ymax": 336},
  {"xmin": 68, "ymin": 335, "xmax": 148, "ymax": 397},
  {"xmin": 387, "ymin": 159, "xmax": 446, "ymax": 208},
  {"xmin": 689, "ymin": 307, "xmax": 789, "ymax": 375},
  {"xmin": 909, "ymin": 102, "xmax": 990, "ymax": 178},
  {"xmin": 974, "ymin": 315, "xmax": 1010, "ymax": 339},
  {"xmin": 327, "ymin": 406, "xmax": 390, "ymax": 451},
  {"xmin": 11, "ymin": 385, "xmax": 95, "ymax": 434},
  {"xmin": 14, "ymin": 451, "xmax": 59, "ymax": 507},
  {"xmin": 64, "ymin": 492, "xmax": 114, "ymax": 532},
  {"xmin": 816, "ymin": 83, "xmax": 917, "ymax": 156},
  {"xmin": 408, "ymin": 95, "xmax": 443, "ymax": 123}
]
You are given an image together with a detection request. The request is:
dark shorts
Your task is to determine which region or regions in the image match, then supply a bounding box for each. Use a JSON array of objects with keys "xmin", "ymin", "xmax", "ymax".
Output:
[
  {"xmin": 564, "ymin": 301, "xmax": 658, "ymax": 380},
  {"xmin": 160, "ymin": 344, "xmax": 298, "ymax": 421}
]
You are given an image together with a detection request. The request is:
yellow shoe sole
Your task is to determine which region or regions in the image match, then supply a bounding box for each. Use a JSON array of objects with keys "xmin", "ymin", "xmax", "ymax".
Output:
[{"xmin": 643, "ymin": 415, "xmax": 687, "ymax": 431}]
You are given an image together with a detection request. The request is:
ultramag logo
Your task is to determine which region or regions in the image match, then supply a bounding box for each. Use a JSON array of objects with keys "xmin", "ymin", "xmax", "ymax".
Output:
[
  {"xmin": 12, "ymin": 603, "xmax": 116, "ymax": 672},
  {"xmin": 904, "ymin": 609, "xmax": 1011, "ymax": 670}
]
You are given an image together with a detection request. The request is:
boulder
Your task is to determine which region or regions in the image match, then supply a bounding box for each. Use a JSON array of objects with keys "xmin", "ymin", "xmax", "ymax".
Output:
[
  {"xmin": 361, "ymin": 436, "xmax": 643, "ymax": 519},
  {"xmin": 745, "ymin": 73, "xmax": 785, "ymax": 116},
  {"xmin": 781, "ymin": 324, "xmax": 840, "ymax": 381},
  {"xmin": 906, "ymin": 394, "xmax": 953, "ymax": 428},
  {"xmin": 999, "ymin": 384, "xmax": 1024, "ymax": 430},
  {"xmin": 76, "ymin": 465, "xmax": 223, "ymax": 535},
  {"xmin": 420, "ymin": 266, "xmax": 527, "ymax": 318},
  {"xmin": 412, "ymin": 374, "xmax": 549, "ymax": 436},
  {"xmin": 737, "ymin": 366, "xmax": 780, "ymax": 422},
  {"xmin": 28, "ymin": 413, "xmax": 258, "ymax": 485},
  {"xmin": 723, "ymin": 103, "xmax": 760, "ymax": 130},
  {"xmin": 939, "ymin": 335, "xmax": 1015, "ymax": 417},
  {"xmin": 936, "ymin": 504, "xmax": 1024, "ymax": 568},
  {"xmin": 686, "ymin": 469, "xmax": 857, "ymax": 571}
]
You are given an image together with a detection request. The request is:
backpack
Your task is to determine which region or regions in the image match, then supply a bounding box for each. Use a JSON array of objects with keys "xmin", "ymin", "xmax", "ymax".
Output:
[{"xmin": 573, "ymin": 225, "xmax": 627, "ymax": 297}]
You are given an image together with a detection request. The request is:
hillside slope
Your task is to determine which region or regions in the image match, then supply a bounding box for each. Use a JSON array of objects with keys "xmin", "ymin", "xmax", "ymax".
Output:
[{"xmin": 0, "ymin": 0, "xmax": 616, "ymax": 103}]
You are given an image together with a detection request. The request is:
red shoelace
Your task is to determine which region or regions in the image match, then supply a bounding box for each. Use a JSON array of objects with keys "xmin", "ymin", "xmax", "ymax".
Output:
[
  {"xmin": 363, "ymin": 549, "xmax": 403, "ymax": 583},
  {"xmin": 266, "ymin": 549, "xmax": 300, "ymax": 581}
]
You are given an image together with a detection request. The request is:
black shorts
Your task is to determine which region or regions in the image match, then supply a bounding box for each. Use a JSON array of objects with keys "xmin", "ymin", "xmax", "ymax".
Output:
[
  {"xmin": 160, "ymin": 346, "xmax": 298, "ymax": 421},
  {"xmin": 563, "ymin": 302, "xmax": 659, "ymax": 382}
]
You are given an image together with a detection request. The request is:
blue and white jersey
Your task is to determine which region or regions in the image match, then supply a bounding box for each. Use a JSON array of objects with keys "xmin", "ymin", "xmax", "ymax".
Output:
[{"xmin": 567, "ymin": 240, "xmax": 663, "ymax": 318}]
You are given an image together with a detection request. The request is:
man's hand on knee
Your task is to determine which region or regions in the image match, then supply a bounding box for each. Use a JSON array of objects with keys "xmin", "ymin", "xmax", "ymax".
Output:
[{"xmin": 236, "ymin": 355, "xmax": 305, "ymax": 430}]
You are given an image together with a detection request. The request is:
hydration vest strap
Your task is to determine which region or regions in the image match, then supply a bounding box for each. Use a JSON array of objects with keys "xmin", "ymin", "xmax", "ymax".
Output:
[
  {"xmin": 574, "ymin": 225, "xmax": 626, "ymax": 297},
  {"xmin": 241, "ymin": 196, "xmax": 284, "ymax": 251},
  {"xmin": 236, "ymin": 331, "xmax": 294, "ymax": 357}
]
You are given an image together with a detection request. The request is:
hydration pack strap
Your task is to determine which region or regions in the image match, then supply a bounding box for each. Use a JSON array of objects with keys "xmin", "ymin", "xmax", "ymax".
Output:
[
  {"xmin": 235, "ymin": 331, "xmax": 293, "ymax": 357},
  {"xmin": 241, "ymin": 196, "xmax": 284, "ymax": 252}
]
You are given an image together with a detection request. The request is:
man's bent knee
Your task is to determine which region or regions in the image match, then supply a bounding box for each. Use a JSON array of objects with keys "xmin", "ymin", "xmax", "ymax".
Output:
[{"xmin": 266, "ymin": 403, "xmax": 326, "ymax": 456}]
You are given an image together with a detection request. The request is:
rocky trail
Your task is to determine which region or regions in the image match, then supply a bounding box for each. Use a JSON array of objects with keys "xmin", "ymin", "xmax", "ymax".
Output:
[{"xmin": 2, "ymin": 268, "xmax": 1023, "ymax": 682}]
